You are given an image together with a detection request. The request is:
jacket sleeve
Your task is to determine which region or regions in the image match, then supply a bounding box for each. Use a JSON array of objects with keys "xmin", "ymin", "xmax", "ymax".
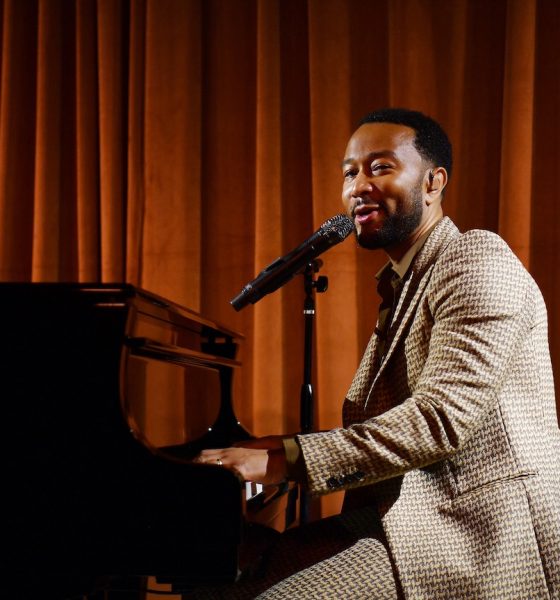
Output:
[{"xmin": 297, "ymin": 230, "xmax": 536, "ymax": 496}]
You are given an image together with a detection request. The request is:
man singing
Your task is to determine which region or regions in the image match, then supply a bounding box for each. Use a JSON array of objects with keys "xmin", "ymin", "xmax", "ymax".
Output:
[{"xmin": 195, "ymin": 108, "xmax": 560, "ymax": 599}]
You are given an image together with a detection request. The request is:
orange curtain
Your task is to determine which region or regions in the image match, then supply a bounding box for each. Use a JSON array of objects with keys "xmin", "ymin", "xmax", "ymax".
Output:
[{"xmin": 1, "ymin": 0, "xmax": 559, "ymax": 519}]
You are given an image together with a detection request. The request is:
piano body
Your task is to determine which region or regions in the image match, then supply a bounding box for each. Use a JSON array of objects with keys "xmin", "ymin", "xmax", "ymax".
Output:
[{"xmin": 1, "ymin": 283, "xmax": 296, "ymax": 597}]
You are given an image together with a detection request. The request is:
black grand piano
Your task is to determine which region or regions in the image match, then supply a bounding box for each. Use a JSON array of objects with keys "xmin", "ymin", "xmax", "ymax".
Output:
[{"xmin": 2, "ymin": 283, "xmax": 297, "ymax": 598}]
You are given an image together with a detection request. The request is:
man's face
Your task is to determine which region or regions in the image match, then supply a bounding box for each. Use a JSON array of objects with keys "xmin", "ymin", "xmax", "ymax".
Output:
[{"xmin": 341, "ymin": 122, "xmax": 427, "ymax": 251}]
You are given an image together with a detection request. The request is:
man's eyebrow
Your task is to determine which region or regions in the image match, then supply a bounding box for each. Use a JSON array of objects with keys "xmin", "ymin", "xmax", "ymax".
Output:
[{"xmin": 341, "ymin": 150, "xmax": 399, "ymax": 168}]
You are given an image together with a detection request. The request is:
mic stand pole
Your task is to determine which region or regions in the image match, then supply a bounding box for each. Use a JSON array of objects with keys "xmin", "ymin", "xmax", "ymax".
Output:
[{"xmin": 299, "ymin": 259, "xmax": 328, "ymax": 525}]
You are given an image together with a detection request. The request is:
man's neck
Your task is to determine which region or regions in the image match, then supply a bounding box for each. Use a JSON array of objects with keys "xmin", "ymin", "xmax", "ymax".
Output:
[{"xmin": 387, "ymin": 217, "xmax": 442, "ymax": 279}]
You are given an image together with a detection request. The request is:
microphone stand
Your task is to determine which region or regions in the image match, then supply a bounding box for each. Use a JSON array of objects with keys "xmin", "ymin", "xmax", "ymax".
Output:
[{"xmin": 299, "ymin": 259, "xmax": 328, "ymax": 525}]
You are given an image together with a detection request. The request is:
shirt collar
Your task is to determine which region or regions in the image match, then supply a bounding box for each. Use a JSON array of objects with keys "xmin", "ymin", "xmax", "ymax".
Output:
[{"xmin": 376, "ymin": 218, "xmax": 442, "ymax": 281}]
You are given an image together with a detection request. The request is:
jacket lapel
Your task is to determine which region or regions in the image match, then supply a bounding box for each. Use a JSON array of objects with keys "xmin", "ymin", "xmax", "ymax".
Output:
[{"xmin": 364, "ymin": 217, "xmax": 461, "ymax": 408}]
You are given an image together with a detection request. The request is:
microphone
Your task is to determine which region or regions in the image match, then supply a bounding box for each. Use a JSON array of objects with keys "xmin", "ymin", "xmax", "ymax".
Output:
[{"xmin": 230, "ymin": 213, "xmax": 355, "ymax": 311}]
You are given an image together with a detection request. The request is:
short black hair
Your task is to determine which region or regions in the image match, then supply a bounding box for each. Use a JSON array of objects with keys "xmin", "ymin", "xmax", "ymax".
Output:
[{"xmin": 358, "ymin": 108, "xmax": 453, "ymax": 179}]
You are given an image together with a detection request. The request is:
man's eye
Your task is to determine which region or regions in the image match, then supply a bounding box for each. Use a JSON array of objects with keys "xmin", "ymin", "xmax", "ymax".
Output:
[
  {"xmin": 372, "ymin": 164, "xmax": 392, "ymax": 173},
  {"xmin": 343, "ymin": 169, "xmax": 357, "ymax": 179}
]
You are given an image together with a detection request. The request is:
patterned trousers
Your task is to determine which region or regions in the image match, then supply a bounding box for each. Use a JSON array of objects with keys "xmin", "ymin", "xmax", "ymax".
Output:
[{"xmin": 187, "ymin": 505, "xmax": 401, "ymax": 600}]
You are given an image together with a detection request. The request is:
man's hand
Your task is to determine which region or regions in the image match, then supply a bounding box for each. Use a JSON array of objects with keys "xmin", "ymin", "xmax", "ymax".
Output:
[{"xmin": 192, "ymin": 443, "xmax": 288, "ymax": 485}]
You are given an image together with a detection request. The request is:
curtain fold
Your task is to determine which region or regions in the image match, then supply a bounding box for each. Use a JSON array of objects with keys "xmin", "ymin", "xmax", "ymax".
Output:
[
  {"xmin": 97, "ymin": 0, "xmax": 127, "ymax": 281},
  {"xmin": 0, "ymin": 0, "xmax": 558, "ymax": 520},
  {"xmin": 252, "ymin": 0, "xmax": 288, "ymax": 434},
  {"xmin": 33, "ymin": 0, "xmax": 63, "ymax": 280},
  {"xmin": 76, "ymin": 0, "xmax": 101, "ymax": 281},
  {"xmin": 498, "ymin": 0, "xmax": 536, "ymax": 266},
  {"xmin": 142, "ymin": 0, "xmax": 202, "ymax": 308},
  {"xmin": 0, "ymin": 0, "xmax": 37, "ymax": 280}
]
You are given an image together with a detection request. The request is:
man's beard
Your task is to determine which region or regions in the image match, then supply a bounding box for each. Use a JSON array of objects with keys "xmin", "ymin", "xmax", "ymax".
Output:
[{"xmin": 355, "ymin": 187, "xmax": 423, "ymax": 250}]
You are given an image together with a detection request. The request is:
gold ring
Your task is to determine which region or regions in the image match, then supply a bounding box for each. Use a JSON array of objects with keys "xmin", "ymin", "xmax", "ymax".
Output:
[{"xmin": 216, "ymin": 458, "xmax": 223, "ymax": 466}]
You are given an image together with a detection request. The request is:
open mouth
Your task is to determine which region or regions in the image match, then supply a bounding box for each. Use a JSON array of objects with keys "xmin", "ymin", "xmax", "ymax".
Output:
[{"xmin": 353, "ymin": 203, "xmax": 381, "ymax": 225}]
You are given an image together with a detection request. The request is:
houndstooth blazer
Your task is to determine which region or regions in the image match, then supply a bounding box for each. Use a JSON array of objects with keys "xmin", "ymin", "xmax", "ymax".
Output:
[{"xmin": 297, "ymin": 217, "xmax": 560, "ymax": 599}]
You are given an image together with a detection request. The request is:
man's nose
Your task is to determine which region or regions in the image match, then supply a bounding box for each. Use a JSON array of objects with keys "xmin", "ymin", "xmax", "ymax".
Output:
[{"xmin": 351, "ymin": 171, "xmax": 374, "ymax": 197}]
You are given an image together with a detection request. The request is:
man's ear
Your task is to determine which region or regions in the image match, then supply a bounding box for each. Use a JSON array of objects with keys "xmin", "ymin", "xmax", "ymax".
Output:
[{"xmin": 425, "ymin": 166, "xmax": 448, "ymax": 204}]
